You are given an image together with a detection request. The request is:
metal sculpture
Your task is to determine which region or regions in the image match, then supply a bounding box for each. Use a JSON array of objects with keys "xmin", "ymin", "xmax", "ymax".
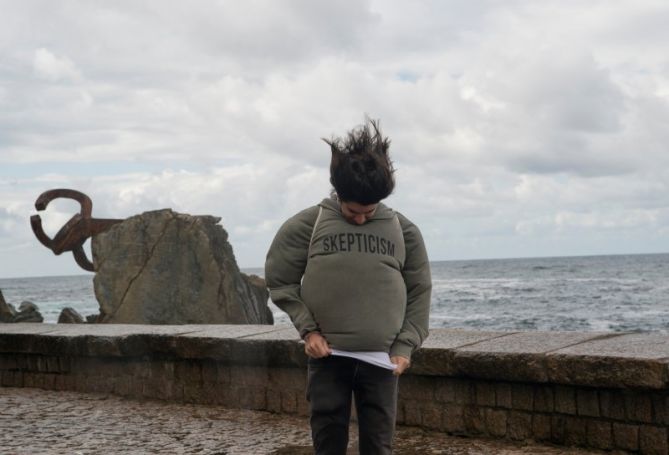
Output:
[{"xmin": 30, "ymin": 189, "xmax": 122, "ymax": 272}]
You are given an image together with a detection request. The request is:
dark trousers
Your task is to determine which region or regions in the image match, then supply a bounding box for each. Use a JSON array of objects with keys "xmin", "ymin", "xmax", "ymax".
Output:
[{"xmin": 307, "ymin": 355, "xmax": 399, "ymax": 455}]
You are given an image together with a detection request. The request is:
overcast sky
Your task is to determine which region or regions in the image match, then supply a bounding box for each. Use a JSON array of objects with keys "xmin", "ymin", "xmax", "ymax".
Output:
[{"xmin": 1, "ymin": 0, "xmax": 668, "ymax": 278}]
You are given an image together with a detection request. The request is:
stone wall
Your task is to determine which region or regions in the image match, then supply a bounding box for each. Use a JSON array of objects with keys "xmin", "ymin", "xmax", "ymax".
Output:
[{"xmin": 1, "ymin": 324, "xmax": 667, "ymax": 454}]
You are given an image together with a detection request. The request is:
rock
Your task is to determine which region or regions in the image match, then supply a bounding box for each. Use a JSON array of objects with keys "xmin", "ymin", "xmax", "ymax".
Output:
[
  {"xmin": 13, "ymin": 301, "xmax": 43, "ymax": 323},
  {"xmin": 1, "ymin": 291, "xmax": 44, "ymax": 323},
  {"xmin": 92, "ymin": 209, "xmax": 273, "ymax": 325},
  {"xmin": 1, "ymin": 292, "xmax": 43, "ymax": 323},
  {"xmin": 0, "ymin": 290, "xmax": 17, "ymax": 322},
  {"xmin": 18, "ymin": 301, "xmax": 39, "ymax": 313},
  {"xmin": 58, "ymin": 307, "xmax": 85, "ymax": 323},
  {"xmin": 86, "ymin": 314, "xmax": 100, "ymax": 323}
]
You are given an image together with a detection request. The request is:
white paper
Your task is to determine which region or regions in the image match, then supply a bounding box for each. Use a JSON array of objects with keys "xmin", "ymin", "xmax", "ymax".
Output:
[{"xmin": 330, "ymin": 349, "xmax": 398, "ymax": 370}]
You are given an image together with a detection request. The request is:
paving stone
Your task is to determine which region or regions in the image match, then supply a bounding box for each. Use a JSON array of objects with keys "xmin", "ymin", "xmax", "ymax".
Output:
[
  {"xmin": 496, "ymin": 382, "xmax": 512, "ymax": 408},
  {"xmin": 230, "ymin": 365, "xmax": 270, "ymax": 387},
  {"xmin": 507, "ymin": 411, "xmax": 532, "ymax": 441},
  {"xmin": 42, "ymin": 324, "xmax": 207, "ymax": 337},
  {"xmin": 242, "ymin": 326, "xmax": 301, "ymax": 340},
  {"xmin": 178, "ymin": 325, "xmax": 282, "ymax": 339},
  {"xmin": 420, "ymin": 403, "xmax": 443, "ymax": 430},
  {"xmin": 511, "ymin": 383, "xmax": 534, "ymax": 411},
  {"xmin": 399, "ymin": 375, "xmax": 435, "ymax": 401},
  {"xmin": 463, "ymin": 405, "xmax": 485, "ymax": 435},
  {"xmin": 549, "ymin": 333, "xmax": 669, "ymax": 389},
  {"xmin": 485, "ymin": 408, "xmax": 507, "ymax": 437},
  {"xmin": 586, "ymin": 420, "xmax": 612, "ymax": 450},
  {"xmin": 651, "ymin": 392, "xmax": 668, "ymax": 425},
  {"xmin": 555, "ymin": 385, "xmax": 577, "ymax": 415},
  {"xmin": 453, "ymin": 332, "xmax": 604, "ymax": 383},
  {"xmin": 443, "ymin": 403, "xmax": 466, "ymax": 434},
  {"xmin": 550, "ymin": 415, "xmax": 566, "ymax": 444},
  {"xmin": 434, "ymin": 377, "xmax": 457, "ymax": 403},
  {"xmin": 0, "ymin": 323, "xmax": 63, "ymax": 335},
  {"xmin": 268, "ymin": 367, "xmax": 305, "ymax": 390},
  {"xmin": 599, "ymin": 389, "xmax": 625, "ymax": 420},
  {"xmin": 532, "ymin": 414, "xmax": 552, "ymax": 441},
  {"xmin": 475, "ymin": 381, "xmax": 496, "ymax": 407},
  {"xmin": 639, "ymin": 426, "xmax": 669, "ymax": 455},
  {"xmin": 403, "ymin": 401, "xmax": 421, "ymax": 426},
  {"xmin": 577, "ymin": 388, "xmax": 600, "ymax": 417},
  {"xmin": 421, "ymin": 329, "xmax": 510, "ymax": 350},
  {"xmin": 454, "ymin": 379, "xmax": 475, "ymax": 405},
  {"xmin": 534, "ymin": 385, "xmax": 554, "ymax": 412},
  {"xmin": 280, "ymin": 390, "xmax": 297, "ymax": 414},
  {"xmin": 627, "ymin": 392, "xmax": 654, "ymax": 423},
  {"xmin": 612, "ymin": 423, "xmax": 639, "ymax": 451},
  {"xmin": 412, "ymin": 330, "xmax": 509, "ymax": 376},
  {"xmin": 564, "ymin": 416, "xmax": 588, "ymax": 446}
]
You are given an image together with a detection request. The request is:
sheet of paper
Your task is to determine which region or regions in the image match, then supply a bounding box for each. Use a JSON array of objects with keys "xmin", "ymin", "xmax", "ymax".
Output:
[{"xmin": 330, "ymin": 349, "xmax": 398, "ymax": 370}]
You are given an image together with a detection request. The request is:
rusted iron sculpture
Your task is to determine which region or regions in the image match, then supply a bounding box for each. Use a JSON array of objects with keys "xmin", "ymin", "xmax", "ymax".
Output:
[{"xmin": 30, "ymin": 189, "xmax": 122, "ymax": 272}]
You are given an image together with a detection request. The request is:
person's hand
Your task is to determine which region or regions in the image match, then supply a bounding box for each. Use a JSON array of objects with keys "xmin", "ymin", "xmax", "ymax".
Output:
[
  {"xmin": 390, "ymin": 356, "xmax": 410, "ymax": 376},
  {"xmin": 304, "ymin": 332, "xmax": 331, "ymax": 358}
]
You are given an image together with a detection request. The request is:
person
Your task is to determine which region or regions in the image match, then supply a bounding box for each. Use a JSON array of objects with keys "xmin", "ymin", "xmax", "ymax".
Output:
[{"xmin": 265, "ymin": 118, "xmax": 431, "ymax": 455}]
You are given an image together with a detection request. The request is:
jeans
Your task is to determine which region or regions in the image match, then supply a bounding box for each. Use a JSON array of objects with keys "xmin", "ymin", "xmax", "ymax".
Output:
[{"xmin": 307, "ymin": 355, "xmax": 399, "ymax": 455}]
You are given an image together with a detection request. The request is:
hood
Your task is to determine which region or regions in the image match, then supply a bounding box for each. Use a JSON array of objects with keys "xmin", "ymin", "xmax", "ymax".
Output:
[{"xmin": 318, "ymin": 197, "xmax": 396, "ymax": 221}]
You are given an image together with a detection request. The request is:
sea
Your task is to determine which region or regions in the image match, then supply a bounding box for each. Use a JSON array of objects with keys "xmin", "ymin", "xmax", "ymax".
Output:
[{"xmin": 1, "ymin": 253, "xmax": 667, "ymax": 333}]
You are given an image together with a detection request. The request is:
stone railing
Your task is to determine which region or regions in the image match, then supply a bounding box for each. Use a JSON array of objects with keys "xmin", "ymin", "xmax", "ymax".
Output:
[{"xmin": 1, "ymin": 324, "xmax": 667, "ymax": 454}]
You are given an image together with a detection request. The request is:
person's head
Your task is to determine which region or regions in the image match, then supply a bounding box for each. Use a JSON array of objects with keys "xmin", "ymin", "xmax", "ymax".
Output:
[{"xmin": 323, "ymin": 118, "xmax": 395, "ymax": 224}]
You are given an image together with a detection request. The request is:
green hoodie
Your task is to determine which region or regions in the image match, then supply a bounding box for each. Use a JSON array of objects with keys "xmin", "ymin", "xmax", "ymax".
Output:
[{"xmin": 265, "ymin": 198, "xmax": 431, "ymax": 360}]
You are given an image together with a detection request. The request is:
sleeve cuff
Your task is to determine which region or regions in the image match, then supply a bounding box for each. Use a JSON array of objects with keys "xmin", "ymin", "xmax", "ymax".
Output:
[
  {"xmin": 389, "ymin": 341, "xmax": 414, "ymax": 360},
  {"xmin": 301, "ymin": 328, "xmax": 321, "ymax": 340}
]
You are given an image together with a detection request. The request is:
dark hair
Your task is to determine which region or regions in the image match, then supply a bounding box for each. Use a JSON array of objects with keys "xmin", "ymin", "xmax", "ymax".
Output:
[{"xmin": 323, "ymin": 118, "xmax": 395, "ymax": 205}]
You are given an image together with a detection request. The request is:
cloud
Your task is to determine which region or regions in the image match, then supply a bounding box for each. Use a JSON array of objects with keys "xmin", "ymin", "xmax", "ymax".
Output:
[
  {"xmin": 32, "ymin": 48, "xmax": 81, "ymax": 82},
  {"xmin": 0, "ymin": 207, "xmax": 21, "ymax": 240},
  {"xmin": 1, "ymin": 1, "xmax": 669, "ymax": 277}
]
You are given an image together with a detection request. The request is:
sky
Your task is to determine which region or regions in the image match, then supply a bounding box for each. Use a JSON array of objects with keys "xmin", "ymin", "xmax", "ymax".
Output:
[{"xmin": 1, "ymin": 0, "xmax": 668, "ymax": 278}]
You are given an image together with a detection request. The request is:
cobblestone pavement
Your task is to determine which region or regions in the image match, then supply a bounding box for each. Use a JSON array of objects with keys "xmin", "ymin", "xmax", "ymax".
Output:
[{"xmin": 0, "ymin": 387, "xmax": 606, "ymax": 455}]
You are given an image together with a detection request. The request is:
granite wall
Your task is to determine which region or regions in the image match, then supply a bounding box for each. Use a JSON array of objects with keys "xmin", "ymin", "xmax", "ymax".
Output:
[{"xmin": 1, "ymin": 324, "xmax": 667, "ymax": 454}]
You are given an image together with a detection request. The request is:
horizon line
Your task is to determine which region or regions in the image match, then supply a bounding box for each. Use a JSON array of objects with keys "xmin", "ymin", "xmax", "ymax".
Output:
[{"xmin": 1, "ymin": 250, "xmax": 667, "ymax": 281}]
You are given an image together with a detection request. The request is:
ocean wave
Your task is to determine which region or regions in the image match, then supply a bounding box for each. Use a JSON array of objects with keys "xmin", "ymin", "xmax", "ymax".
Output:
[{"xmin": 3, "ymin": 254, "xmax": 667, "ymax": 330}]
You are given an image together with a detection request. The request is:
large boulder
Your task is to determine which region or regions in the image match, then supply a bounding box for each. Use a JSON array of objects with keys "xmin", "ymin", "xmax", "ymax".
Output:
[
  {"xmin": 13, "ymin": 301, "xmax": 44, "ymax": 322},
  {"xmin": 92, "ymin": 209, "xmax": 273, "ymax": 325},
  {"xmin": 58, "ymin": 307, "xmax": 85, "ymax": 323}
]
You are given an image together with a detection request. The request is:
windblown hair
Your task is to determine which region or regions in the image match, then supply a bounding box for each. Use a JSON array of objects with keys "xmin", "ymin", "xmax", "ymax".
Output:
[{"xmin": 323, "ymin": 118, "xmax": 395, "ymax": 205}]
